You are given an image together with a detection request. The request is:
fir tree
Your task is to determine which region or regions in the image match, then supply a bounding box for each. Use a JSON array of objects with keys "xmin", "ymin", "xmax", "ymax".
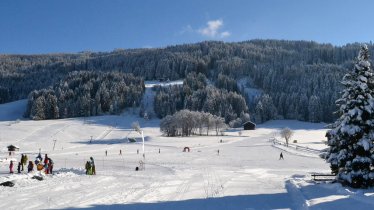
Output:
[{"xmin": 326, "ymin": 45, "xmax": 374, "ymax": 188}]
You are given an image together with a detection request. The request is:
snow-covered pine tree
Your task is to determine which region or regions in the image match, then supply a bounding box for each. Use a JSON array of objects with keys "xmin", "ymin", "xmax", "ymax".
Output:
[{"xmin": 326, "ymin": 45, "xmax": 374, "ymax": 188}]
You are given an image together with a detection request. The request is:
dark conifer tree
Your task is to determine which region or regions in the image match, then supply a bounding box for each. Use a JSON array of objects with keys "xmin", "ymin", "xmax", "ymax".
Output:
[{"xmin": 326, "ymin": 45, "xmax": 374, "ymax": 188}]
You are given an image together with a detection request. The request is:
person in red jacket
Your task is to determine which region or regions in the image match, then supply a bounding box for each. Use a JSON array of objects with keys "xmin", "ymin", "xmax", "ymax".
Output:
[
  {"xmin": 44, "ymin": 154, "xmax": 49, "ymax": 165},
  {"xmin": 9, "ymin": 160, "xmax": 14, "ymax": 174},
  {"xmin": 44, "ymin": 154, "xmax": 49, "ymax": 174}
]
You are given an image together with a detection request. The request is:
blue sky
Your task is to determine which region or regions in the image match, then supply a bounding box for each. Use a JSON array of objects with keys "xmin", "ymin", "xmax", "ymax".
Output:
[{"xmin": 0, "ymin": 0, "xmax": 373, "ymax": 54}]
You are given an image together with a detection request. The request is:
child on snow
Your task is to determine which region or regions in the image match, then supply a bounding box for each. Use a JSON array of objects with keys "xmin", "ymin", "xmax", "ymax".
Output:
[
  {"xmin": 44, "ymin": 154, "xmax": 49, "ymax": 174},
  {"xmin": 48, "ymin": 158, "xmax": 54, "ymax": 174},
  {"xmin": 36, "ymin": 153, "xmax": 43, "ymax": 162},
  {"xmin": 17, "ymin": 162, "xmax": 21, "ymax": 174},
  {"xmin": 27, "ymin": 161, "xmax": 34, "ymax": 173},
  {"xmin": 20, "ymin": 154, "xmax": 24, "ymax": 171},
  {"xmin": 44, "ymin": 163, "xmax": 49, "ymax": 174},
  {"xmin": 85, "ymin": 161, "xmax": 92, "ymax": 175},
  {"xmin": 9, "ymin": 160, "xmax": 14, "ymax": 174},
  {"xmin": 44, "ymin": 154, "xmax": 49, "ymax": 165}
]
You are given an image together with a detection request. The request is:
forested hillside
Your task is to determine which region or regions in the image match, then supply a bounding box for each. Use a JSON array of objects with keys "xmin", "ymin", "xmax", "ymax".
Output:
[
  {"xmin": 1, "ymin": 40, "xmax": 373, "ymax": 123},
  {"xmin": 154, "ymin": 72, "xmax": 249, "ymax": 126},
  {"xmin": 24, "ymin": 71, "xmax": 144, "ymax": 120}
]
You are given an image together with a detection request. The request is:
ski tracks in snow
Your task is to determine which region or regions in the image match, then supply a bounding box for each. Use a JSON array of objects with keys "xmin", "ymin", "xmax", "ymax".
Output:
[
  {"xmin": 173, "ymin": 173, "xmax": 199, "ymax": 201},
  {"xmin": 201, "ymin": 167, "xmax": 225, "ymax": 199}
]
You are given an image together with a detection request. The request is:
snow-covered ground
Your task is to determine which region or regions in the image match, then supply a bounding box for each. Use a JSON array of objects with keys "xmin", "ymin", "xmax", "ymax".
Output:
[
  {"xmin": 261, "ymin": 120, "xmax": 329, "ymax": 150},
  {"xmin": 0, "ymin": 100, "xmax": 374, "ymax": 209}
]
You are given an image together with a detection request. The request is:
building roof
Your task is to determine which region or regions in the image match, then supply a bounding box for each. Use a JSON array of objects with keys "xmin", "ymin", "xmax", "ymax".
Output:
[{"xmin": 243, "ymin": 121, "xmax": 256, "ymax": 126}]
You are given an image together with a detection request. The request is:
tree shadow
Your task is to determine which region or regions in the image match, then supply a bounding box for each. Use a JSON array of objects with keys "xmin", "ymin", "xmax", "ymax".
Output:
[
  {"xmin": 74, "ymin": 114, "xmax": 160, "ymax": 130},
  {"xmin": 258, "ymin": 120, "xmax": 327, "ymax": 131},
  {"xmin": 287, "ymin": 178, "xmax": 374, "ymax": 210},
  {"xmin": 63, "ymin": 193, "xmax": 296, "ymax": 210},
  {"xmin": 73, "ymin": 137, "xmax": 151, "ymax": 145}
]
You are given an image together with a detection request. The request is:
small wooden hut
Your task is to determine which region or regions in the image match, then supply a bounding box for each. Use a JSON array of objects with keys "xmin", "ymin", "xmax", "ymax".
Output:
[
  {"xmin": 243, "ymin": 121, "xmax": 256, "ymax": 130},
  {"xmin": 7, "ymin": 145, "xmax": 19, "ymax": 156}
]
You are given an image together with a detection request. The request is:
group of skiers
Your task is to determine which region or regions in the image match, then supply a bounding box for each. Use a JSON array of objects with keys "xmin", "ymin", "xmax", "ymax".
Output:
[
  {"xmin": 85, "ymin": 157, "xmax": 96, "ymax": 175},
  {"xmin": 9, "ymin": 153, "xmax": 98, "ymax": 176},
  {"xmin": 9, "ymin": 153, "xmax": 54, "ymax": 174}
]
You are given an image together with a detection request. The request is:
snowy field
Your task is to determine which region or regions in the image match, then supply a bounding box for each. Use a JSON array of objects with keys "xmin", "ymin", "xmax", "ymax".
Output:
[{"xmin": 0, "ymin": 100, "xmax": 374, "ymax": 209}]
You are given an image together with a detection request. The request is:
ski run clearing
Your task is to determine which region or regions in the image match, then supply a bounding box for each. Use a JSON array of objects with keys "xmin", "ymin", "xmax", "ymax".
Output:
[{"xmin": 1, "ymin": 101, "xmax": 374, "ymax": 209}]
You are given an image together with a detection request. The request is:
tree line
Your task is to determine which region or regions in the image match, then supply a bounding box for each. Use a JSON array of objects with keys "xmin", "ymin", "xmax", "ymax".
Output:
[
  {"xmin": 2, "ymin": 40, "xmax": 374, "ymax": 123},
  {"xmin": 25, "ymin": 71, "xmax": 144, "ymax": 120}
]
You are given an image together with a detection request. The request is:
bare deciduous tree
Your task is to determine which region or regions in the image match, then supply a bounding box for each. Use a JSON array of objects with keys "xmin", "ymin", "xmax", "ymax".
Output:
[
  {"xmin": 160, "ymin": 110, "xmax": 227, "ymax": 137},
  {"xmin": 280, "ymin": 127, "xmax": 294, "ymax": 147},
  {"xmin": 132, "ymin": 121, "xmax": 141, "ymax": 133}
]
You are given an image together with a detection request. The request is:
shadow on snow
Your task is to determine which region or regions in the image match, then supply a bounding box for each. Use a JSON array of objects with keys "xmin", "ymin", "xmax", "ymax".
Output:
[
  {"xmin": 298, "ymin": 183, "xmax": 374, "ymax": 209},
  {"xmin": 63, "ymin": 193, "xmax": 295, "ymax": 210},
  {"xmin": 73, "ymin": 137, "xmax": 151, "ymax": 145}
]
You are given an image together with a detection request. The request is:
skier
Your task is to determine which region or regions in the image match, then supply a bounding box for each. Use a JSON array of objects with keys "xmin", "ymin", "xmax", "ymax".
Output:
[
  {"xmin": 137, "ymin": 149, "xmax": 139, "ymax": 154},
  {"xmin": 21, "ymin": 155, "xmax": 28, "ymax": 171},
  {"xmin": 20, "ymin": 154, "xmax": 25, "ymax": 171},
  {"xmin": 17, "ymin": 162, "xmax": 21, "ymax": 174},
  {"xmin": 105, "ymin": 150, "xmax": 107, "ymax": 156},
  {"xmin": 90, "ymin": 157, "xmax": 96, "ymax": 175},
  {"xmin": 279, "ymin": 152, "xmax": 284, "ymax": 160},
  {"xmin": 36, "ymin": 152, "xmax": 43, "ymax": 162},
  {"xmin": 159, "ymin": 148, "xmax": 160, "ymax": 154},
  {"xmin": 44, "ymin": 154, "xmax": 49, "ymax": 165},
  {"xmin": 217, "ymin": 149, "xmax": 220, "ymax": 156},
  {"xmin": 9, "ymin": 160, "xmax": 14, "ymax": 174},
  {"xmin": 42, "ymin": 154, "xmax": 49, "ymax": 174},
  {"xmin": 24, "ymin": 154, "xmax": 28, "ymax": 170},
  {"xmin": 27, "ymin": 161, "xmax": 34, "ymax": 173},
  {"xmin": 120, "ymin": 149, "xmax": 122, "ymax": 155},
  {"xmin": 35, "ymin": 156, "xmax": 40, "ymax": 165},
  {"xmin": 85, "ymin": 161, "xmax": 91, "ymax": 175},
  {"xmin": 44, "ymin": 162, "xmax": 49, "ymax": 174},
  {"xmin": 21, "ymin": 154, "xmax": 27, "ymax": 171},
  {"xmin": 48, "ymin": 158, "xmax": 54, "ymax": 174}
]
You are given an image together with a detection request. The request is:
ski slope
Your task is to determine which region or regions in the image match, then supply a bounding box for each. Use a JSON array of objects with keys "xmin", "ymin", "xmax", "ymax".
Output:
[{"xmin": 0, "ymin": 101, "xmax": 374, "ymax": 210}]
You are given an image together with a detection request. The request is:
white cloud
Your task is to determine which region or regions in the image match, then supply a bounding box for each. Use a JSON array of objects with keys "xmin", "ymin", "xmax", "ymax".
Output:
[
  {"xmin": 179, "ymin": 19, "xmax": 231, "ymax": 39},
  {"xmin": 220, "ymin": 31, "xmax": 231, "ymax": 38},
  {"xmin": 197, "ymin": 19, "xmax": 230, "ymax": 38}
]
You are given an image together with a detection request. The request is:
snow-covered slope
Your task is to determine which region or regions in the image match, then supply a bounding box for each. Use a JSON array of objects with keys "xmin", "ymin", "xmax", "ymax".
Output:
[
  {"xmin": 141, "ymin": 80, "xmax": 184, "ymax": 119},
  {"xmin": 237, "ymin": 78, "xmax": 262, "ymax": 105},
  {"xmin": 0, "ymin": 101, "xmax": 373, "ymax": 210},
  {"xmin": 0, "ymin": 99, "xmax": 27, "ymax": 121}
]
